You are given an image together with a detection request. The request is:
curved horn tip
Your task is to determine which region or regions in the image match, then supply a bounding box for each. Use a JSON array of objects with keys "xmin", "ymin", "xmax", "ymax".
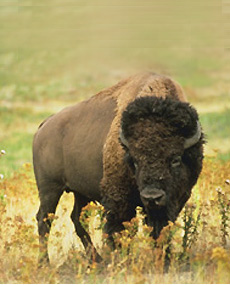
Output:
[
  {"xmin": 119, "ymin": 128, "xmax": 129, "ymax": 148},
  {"xmin": 184, "ymin": 121, "xmax": 202, "ymax": 149}
]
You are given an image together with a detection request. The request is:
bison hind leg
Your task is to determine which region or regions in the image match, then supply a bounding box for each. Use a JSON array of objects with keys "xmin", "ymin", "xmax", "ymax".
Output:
[
  {"xmin": 36, "ymin": 182, "xmax": 64, "ymax": 266},
  {"xmin": 71, "ymin": 192, "xmax": 102, "ymax": 263}
]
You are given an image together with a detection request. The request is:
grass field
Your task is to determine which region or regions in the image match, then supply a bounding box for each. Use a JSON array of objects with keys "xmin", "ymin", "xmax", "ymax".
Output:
[{"xmin": 1, "ymin": 1, "xmax": 230, "ymax": 283}]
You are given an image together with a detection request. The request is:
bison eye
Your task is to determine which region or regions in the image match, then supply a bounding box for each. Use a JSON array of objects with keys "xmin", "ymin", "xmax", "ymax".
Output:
[{"xmin": 171, "ymin": 156, "xmax": 182, "ymax": 168}]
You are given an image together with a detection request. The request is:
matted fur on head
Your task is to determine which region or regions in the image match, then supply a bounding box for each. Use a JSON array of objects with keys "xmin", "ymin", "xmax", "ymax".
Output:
[{"xmin": 121, "ymin": 96, "xmax": 201, "ymax": 141}]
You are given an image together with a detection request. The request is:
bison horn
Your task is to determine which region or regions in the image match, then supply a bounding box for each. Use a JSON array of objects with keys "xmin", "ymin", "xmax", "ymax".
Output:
[
  {"xmin": 184, "ymin": 121, "xmax": 202, "ymax": 149},
  {"xmin": 119, "ymin": 128, "xmax": 129, "ymax": 148}
]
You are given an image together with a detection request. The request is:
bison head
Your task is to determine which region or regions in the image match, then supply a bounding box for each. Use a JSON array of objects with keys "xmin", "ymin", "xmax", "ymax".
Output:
[{"xmin": 120, "ymin": 96, "xmax": 204, "ymax": 239}]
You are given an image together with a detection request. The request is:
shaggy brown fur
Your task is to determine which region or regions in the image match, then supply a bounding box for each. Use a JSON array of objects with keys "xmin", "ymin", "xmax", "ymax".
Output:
[{"xmin": 100, "ymin": 72, "xmax": 192, "ymax": 236}]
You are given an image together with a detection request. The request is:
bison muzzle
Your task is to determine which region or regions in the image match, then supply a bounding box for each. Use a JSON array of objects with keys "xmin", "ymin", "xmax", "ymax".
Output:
[{"xmin": 33, "ymin": 72, "xmax": 204, "ymax": 265}]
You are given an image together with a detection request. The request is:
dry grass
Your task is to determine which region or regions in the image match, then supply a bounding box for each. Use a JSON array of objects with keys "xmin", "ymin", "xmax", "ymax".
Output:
[{"xmin": 0, "ymin": 159, "xmax": 230, "ymax": 283}]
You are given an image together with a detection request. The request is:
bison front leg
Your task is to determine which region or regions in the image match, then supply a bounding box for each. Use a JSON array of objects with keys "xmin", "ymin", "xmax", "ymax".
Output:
[
  {"xmin": 104, "ymin": 212, "xmax": 126, "ymax": 250},
  {"xmin": 102, "ymin": 196, "xmax": 136, "ymax": 250},
  {"xmin": 71, "ymin": 192, "xmax": 102, "ymax": 263}
]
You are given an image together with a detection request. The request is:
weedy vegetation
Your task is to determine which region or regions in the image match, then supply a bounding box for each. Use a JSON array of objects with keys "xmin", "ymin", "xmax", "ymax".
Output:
[
  {"xmin": 0, "ymin": 160, "xmax": 230, "ymax": 283},
  {"xmin": 1, "ymin": 1, "xmax": 230, "ymax": 283}
]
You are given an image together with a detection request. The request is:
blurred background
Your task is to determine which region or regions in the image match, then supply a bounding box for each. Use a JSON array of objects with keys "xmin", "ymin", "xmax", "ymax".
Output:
[{"xmin": 0, "ymin": 0, "xmax": 230, "ymax": 176}]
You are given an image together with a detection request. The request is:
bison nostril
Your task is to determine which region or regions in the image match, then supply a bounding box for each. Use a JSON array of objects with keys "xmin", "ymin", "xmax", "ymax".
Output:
[
  {"xmin": 140, "ymin": 188, "xmax": 166, "ymax": 207},
  {"xmin": 153, "ymin": 195, "xmax": 166, "ymax": 206}
]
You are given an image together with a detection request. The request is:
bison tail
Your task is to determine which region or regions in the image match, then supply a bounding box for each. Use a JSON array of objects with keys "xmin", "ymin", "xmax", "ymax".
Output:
[{"xmin": 38, "ymin": 114, "xmax": 54, "ymax": 129}]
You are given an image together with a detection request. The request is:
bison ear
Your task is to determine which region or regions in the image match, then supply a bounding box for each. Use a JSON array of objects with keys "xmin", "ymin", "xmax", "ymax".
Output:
[
  {"xmin": 119, "ymin": 128, "xmax": 129, "ymax": 148},
  {"xmin": 184, "ymin": 121, "xmax": 202, "ymax": 149}
]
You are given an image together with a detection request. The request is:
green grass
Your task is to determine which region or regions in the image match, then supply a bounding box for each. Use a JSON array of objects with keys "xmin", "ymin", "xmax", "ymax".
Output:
[
  {"xmin": 0, "ymin": 106, "xmax": 52, "ymax": 176},
  {"xmin": 0, "ymin": 132, "xmax": 33, "ymax": 175},
  {"xmin": 201, "ymin": 109, "xmax": 230, "ymax": 140},
  {"xmin": 0, "ymin": 106, "xmax": 50, "ymax": 127},
  {"xmin": 200, "ymin": 109, "xmax": 230, "ymax": 161}
]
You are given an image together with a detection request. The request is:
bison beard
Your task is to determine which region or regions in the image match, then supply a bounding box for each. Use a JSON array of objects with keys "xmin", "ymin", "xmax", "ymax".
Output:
[{"xmin": 146, "ymin": 208, "xmax": 169, "ymax": 239}]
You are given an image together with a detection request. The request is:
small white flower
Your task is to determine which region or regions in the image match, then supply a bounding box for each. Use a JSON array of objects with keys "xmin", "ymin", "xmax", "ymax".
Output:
[
  {"xmin": 1, "ymin": 150, "xmax": 6, "ymax": 155},
  {"xmin": 0, "ymin": 174, "xmax": 4, "ymax": 179}
]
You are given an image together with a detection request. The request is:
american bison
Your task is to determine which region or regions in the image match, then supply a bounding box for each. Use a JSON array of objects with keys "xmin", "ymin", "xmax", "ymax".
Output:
[{"xmin": 33, "ymin": 72, "xmax": 204, "ymax": 264}]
